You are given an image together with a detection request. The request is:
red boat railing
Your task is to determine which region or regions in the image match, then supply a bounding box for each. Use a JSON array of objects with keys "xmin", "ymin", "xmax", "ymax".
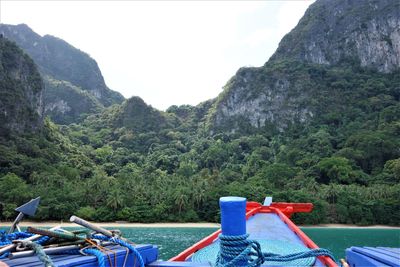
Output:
[
  {"xmin": 170, "ymin": 229, "xmax": 221, "ymax": 262},
  {"xmin": 170, "ymin": 201, "xmax": 337, "ymax": 267},
  {"xmin": 272, "ymin": 207, "xmax": 338, "ymax": 267}
]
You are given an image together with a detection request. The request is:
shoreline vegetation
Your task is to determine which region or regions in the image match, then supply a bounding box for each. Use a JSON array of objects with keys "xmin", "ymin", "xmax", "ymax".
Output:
[{"xmin": 0, "ymin": 221, "xmax": 398, "ymax": 229}]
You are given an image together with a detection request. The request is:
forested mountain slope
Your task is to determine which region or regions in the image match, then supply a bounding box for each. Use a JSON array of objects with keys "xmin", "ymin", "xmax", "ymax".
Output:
[
  {"xmin": 0, "ymin": 37, "xmax": 43, "ymax": 135},
  {"xmin": 0, "ymin": 37, "xmax": 99, "ymax": 219},
  {"xmin": 0, "ymin": 0, "xmax": 399, "ymax": 225},
  {"xmin": 0, "ymin": 24, "xmax": 124, "ymax": 124}
]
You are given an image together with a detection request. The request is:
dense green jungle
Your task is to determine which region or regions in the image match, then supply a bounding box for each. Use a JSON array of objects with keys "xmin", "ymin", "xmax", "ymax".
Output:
[
  {"xmin": 0, "ymin": 0, "xmax": 399, "ymax": 226},
  {"xmin": 1, "ymin": 60, "xmax": 399, "ymax": 225}
]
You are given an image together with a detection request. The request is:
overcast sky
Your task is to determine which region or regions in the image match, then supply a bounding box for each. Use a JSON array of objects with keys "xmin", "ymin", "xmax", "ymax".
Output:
[{"xmin": 1, "ymin": 0, "xmax": 314, "ymax": 110}]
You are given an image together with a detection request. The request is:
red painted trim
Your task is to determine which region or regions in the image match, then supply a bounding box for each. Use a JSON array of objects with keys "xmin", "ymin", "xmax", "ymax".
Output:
[
  {"xmin": 170, "ymin": 229, "xmax": 221, "ymax": 262},
  {"xmin": 270, "ymin": 202, "xmax": 313, "ymax": 218},
  {"xmin": 246, "ymin": 201, "xmax": 262, "ymax": 211},
  {"xmin": 246, "ymin": 207, "xmax": 262, "ymax": 219},
  {"xmin": 271, "ymin": 202, "xmax": 314, "ymax": 213},
  {"xmin": 271, "ymin": 207, "xmax": 338, "ymax": 267}
]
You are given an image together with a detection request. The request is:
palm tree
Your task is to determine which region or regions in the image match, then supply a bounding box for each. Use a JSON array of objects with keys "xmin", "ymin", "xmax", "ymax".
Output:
[
  {"xmin": 106, "ymin": 189, "xmax": 123, "ymax": 211},
  {"xmin": 324, "ymin": 184, "xmax": 341, "ymax": 204},
  {"xmin": 173, "ymin": 186, "xmax": 189, "ymax": 214},
  {"xmin": 193, "ymin": 182, "xmax": 206, "ymax": 208}
]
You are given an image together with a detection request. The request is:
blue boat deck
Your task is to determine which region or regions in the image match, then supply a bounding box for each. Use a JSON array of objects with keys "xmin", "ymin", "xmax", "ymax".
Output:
[
  {"xmin": 150, "ymin": 213, "xmax": 326, "ymax": 267},
  {"xmin": 247, "ymin": 213, "xmax": 311, "ymax": 243},
  {"xmin": 0, "ymin": 212, "xmax": 333, "ymax": 266},
  {"xmin": 1, "ymin": 244, "xmax": 158, "ymax": 267},
  {"xmin": 247, "ymin": 213, "xmax": 325, "ymax": 266}
]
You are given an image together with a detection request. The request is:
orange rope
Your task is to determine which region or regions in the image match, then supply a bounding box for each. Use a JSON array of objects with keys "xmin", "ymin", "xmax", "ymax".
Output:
[{"xmin": 85, "ymin": 238, "xmax": 117, "ymax": 267}]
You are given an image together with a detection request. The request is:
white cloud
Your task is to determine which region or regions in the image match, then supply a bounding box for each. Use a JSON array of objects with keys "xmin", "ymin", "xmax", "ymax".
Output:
[{"xmin": 1, "ymin": 0, "xmax": 314, "ymax": 110}]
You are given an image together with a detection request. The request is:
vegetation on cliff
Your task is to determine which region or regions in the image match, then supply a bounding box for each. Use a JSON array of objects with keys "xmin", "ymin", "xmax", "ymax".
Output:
[
  {"xmin": 0, "ymin": 37, "xmax": 43, "ymax": 136},
  {"xmin": 1, "ymin": 60, "xmax": 399, "ymax": 225},
  {"xmin": 0, "ymin": 23, "xmax": 125, "ymax": 124}
]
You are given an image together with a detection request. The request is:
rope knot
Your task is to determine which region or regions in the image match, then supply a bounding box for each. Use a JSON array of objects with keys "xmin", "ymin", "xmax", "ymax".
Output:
[
  {"xmin": 215, "ymin": 234, "xmax": 337, "ymax": 267},
  {"xmin": 216, "ymin": 234, "xmax": 260, "ymax": 267}
]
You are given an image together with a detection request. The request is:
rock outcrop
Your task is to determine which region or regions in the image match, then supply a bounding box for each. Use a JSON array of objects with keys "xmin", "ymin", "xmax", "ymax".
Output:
[
  {"xmin": 211, "ymin": 64, "xmax": 315, "ymax": 133},
  {"xmin": 270, "ymin": 0, "xmax": 400, "ymax": 73},
  {"xmin": 43, "ymin": 77, "xmax": 103, "ymax": 124},
  {"xmin": 0, "ymin": 37, "xmax": 44, "ymax": 135},
  {"xmin": 210, "ymin": 0, "xmax": 400, "ymax": 133}
]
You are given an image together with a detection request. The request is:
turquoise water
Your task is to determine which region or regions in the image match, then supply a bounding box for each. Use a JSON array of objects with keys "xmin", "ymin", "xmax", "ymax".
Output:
[
  {"xmin": 302, "ymin": 228, "xmax": 400, "ymax": 260},
  {"xmin": 117, "ymin": 227, "xmax": 217, "ymax": 260},
  {"xmin": 116, "ymin": 227, "xmax": 400, "ymax": 260},
  {"xmin": 2, "ymin": 227, "xmax": 399, "ymax": 261}
]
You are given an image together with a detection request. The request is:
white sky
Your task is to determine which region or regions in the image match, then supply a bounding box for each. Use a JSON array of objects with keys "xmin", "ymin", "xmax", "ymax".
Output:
[{"xmin": 1, "ymin": 0, "xmax": 314, "ymax": 110}]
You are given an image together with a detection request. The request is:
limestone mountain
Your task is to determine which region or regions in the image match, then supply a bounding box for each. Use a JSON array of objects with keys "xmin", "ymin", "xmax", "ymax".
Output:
[
  {"xmin": 209, "ymin": 0, "xmax": 400, "ymax": 133},
  {"xmin": 0, "ymin": 23, "xmax": 124, "ymax": 124},
  {"xmin": 0, "ymin": 37, "xmax": 44, "ymax": 135},
  {"xmin": 270, "ymin": 0, "xmax": 400, "ymax": 73},
  {"xmin": 0, "ymin": 0, "xmax": 399, "ymax": 225}
]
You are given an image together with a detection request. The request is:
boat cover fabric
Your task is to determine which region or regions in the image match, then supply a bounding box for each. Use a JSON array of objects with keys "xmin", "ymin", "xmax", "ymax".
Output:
[
  {"xmin": 346, "ymin": 246, "xmax": 400, "ymax": 267},
  {"xmin": 1, "ymin": 244, "xmax": 158, "ymax": 267}
]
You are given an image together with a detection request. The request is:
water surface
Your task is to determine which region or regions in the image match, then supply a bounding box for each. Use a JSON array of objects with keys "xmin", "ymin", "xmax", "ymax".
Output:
[
  {"xmin": 117, "ymin": 227, "xmax": 400, "ymax": 260},
  {"xmin": 2, "ymin": 226, "xmax": 399, "ymax": 261}
]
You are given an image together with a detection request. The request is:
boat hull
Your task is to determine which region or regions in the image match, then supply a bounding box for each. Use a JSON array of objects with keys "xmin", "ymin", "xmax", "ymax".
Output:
[{"xmin": 151, "ymin": 202, "xmax": 338, "ymax": 267}]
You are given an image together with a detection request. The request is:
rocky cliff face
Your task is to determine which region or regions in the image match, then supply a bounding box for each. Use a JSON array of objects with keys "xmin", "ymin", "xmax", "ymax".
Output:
[
  {"xmin": 43, "ymin": 77, "xmax": 103, "ymax": 124},
  {"xmin": 270, "ymin": 0, "xmax": 400, "ymax": 73},
  {"xmin": 0, "ymin": 37, "xmax": 44, "ymax": 135},
  {"xmin": 211, "ymin": 63, "xmax": 315, "ymax": 133},
  {"xmin": 210, "ymin": 0, "xmax": 400, "ymax": 133},
  {"xmin": 0, "ymin": 24, "xmax": 125, "ymax": 124}
]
